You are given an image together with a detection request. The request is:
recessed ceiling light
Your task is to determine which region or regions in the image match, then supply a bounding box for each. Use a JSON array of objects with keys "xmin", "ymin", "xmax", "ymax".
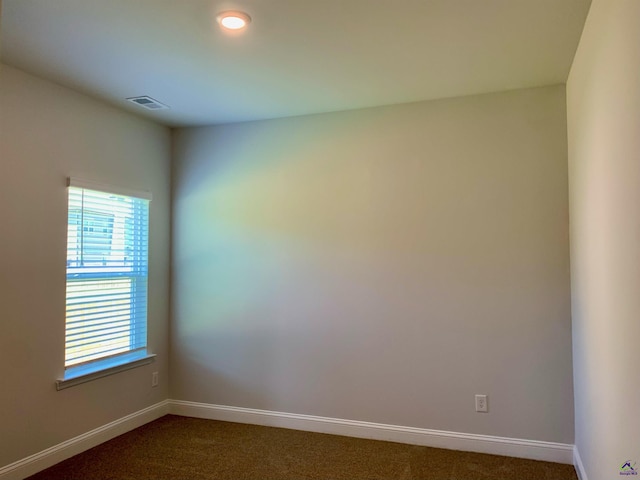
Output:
[{"xmin": 216, "ymin": 11, "xmax": 251, "ymax": 31}]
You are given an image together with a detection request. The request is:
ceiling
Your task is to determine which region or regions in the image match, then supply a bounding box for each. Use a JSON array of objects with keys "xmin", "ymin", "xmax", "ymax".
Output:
[{"xmin": 1, "ymin": 0, "xmax": 591, "ymax": 127}]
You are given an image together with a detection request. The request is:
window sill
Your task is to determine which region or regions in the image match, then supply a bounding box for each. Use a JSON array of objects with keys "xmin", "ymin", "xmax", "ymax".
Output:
[{"xmin": 56, "ymin": 352, "xmax": 156, "ymax": 391}]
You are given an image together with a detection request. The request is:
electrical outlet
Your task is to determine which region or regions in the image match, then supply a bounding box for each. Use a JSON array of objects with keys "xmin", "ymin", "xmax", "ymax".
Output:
[
  {"xmin": 151, "ymin": 371, "xmax": 159, "ymax": 387},
  {"xmin": 475, "ymin": 394, "xmax": 488, "ymax": 413}
]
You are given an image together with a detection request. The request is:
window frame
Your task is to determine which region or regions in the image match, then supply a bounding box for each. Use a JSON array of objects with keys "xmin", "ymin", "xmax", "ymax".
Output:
[{"xmin": 56, "ymin": 178, "xmax": 154, "ymax": 390}]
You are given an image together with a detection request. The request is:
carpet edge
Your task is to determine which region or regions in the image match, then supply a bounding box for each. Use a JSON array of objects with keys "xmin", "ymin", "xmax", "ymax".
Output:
[{"xmin": 169, "ymin": 400, "xmax": 575, "ymax": 465}]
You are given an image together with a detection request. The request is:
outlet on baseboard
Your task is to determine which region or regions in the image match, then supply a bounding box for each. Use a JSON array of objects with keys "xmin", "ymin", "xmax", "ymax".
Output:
[
  {"xmin": 475, "ymin": 394, "xmax": 488, "ymax": 413},
  {"xmin": 151, "ymin": 371, "xmax": 159, "ymax": 387}
]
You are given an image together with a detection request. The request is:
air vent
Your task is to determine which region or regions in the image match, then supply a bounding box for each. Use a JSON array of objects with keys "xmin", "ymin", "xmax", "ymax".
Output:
[{"xmin": 126, "ymin": 96, "xmax": 169, "ymax": 110}]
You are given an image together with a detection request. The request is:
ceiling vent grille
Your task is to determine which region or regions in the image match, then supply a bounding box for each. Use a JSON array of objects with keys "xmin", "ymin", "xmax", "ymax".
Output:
[{"xmin": 126, "ymin": 96, "xmax": 169, "ymax": 110}]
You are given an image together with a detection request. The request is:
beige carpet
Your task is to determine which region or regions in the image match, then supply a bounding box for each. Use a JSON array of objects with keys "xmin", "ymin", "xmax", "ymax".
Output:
[{"xmin": 27, "ymin": 415, "xmax": 578, "ymax": 480}]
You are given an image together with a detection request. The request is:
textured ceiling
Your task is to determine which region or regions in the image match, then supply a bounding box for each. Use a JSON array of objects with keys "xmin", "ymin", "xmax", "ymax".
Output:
[{"xmin": 1, "ymin": 0, "xmax": 591, "ymax": 127}]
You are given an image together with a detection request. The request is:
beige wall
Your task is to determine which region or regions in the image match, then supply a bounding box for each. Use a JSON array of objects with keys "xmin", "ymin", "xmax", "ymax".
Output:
[
  {"xmin": 171, "ymin": 85, "xmax": 574, "ymax": 443},
  {"xmin": 567, "ymin": 0, "xmax": 640, "ymax": 478},
  {"xmin": 0, "ymin": 64, "xmax": 171, "ymax": 467}
]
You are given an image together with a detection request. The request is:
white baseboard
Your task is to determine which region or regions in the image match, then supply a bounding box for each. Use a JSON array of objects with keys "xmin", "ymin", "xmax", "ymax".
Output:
[
  {"xmin": 1, "ymin": 399, "xmax": 577, "ymax": 479},
  {"xmin": 573, "ymin": 445, "xmax": 588, "ymax": 480},
  {"xmin": 169, "ymin": 400, "xmax": 574, "ymax": 465},
  {"xmin": 0, "ymin": 400, "xmax": 170, "ymax": 480}
]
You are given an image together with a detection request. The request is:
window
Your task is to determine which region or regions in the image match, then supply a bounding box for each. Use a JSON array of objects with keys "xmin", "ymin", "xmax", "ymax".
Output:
[{"xmin": 60, "ymin": 178, "xmax": 153, "ymax": 386}]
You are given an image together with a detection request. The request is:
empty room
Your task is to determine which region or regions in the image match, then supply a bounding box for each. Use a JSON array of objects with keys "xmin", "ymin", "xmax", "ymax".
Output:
[{"xmin": 0, "ymin": 1, "xmax": 638, "ymax": 479}]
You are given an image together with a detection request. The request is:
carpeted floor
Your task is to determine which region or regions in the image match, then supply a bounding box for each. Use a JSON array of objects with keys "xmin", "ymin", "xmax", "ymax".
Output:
[{"xmin": 27, "ymin": 415, "xmax": 578, "ymax": 480}]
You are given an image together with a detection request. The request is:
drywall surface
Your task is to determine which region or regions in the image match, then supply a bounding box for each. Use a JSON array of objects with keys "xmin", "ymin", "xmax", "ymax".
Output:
[
  {"xmin": 171, "ymin": 85, "xmax": 573, "ymax": 443},
  {"xmin": 0, "ymin": 64, "xmax": 171, "ymax": 467},
  {"xmin": 567, "ymin": 0, "xmax": 640, "ymax": 478}
]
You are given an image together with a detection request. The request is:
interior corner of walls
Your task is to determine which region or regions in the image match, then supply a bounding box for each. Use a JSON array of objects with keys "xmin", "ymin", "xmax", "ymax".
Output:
[{"xmin": 573, "ymin": 445, "xmax": 588, "ymax": 480}]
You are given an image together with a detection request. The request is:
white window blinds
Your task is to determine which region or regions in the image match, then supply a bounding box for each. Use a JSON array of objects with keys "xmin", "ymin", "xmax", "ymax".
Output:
[{"xmin": 65, "ymin": 180, "xmax": 150, "ymax": 370}]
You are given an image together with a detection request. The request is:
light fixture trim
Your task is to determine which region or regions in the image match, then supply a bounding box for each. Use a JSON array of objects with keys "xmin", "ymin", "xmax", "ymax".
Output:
[{"xmin": 216, "ymin": 11, "xmax": 251, "ymax": 30}]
